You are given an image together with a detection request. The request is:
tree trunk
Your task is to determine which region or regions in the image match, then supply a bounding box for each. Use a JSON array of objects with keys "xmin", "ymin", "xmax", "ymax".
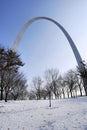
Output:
[
  {"xmin": 83, "ymin": 77, "xmax": 87, "ymax": 96},
  {"xmin": 78, "ymin": 85, "xmax": 83, "ymax": 96},
  {"xmin": 49, "ymin": 91, "xmax": 51, "ymax": 107},
  {"xmin": 0, "ymin": 76, "xmax": 4, "ymax": 100},
  {"xmin": 0, "ymin": 86, "xmax": 3, "ymax": 100},
  {"xmin": 38, "ymin": 91, "xmax": 41, "ymax": 100},
  {"xmin": 67, "ymin": 91, "xmax": 69, "ymax": 98},
  {"xmin": 5, "ymin": 93, "xmax": 8, "ymax": 102},
  {"xmin": 70, "ymin": 91, "xmax": 73, "ymax": 98},
  {"xmin": 75, "ymin": 89, "xmax": 77, "ymax": 98},
  {"xmin": 62, "ymin": 89, "xmax": 65, "ymax": 99},
  {"xmin": 14, "ymin": 96, "xmax": 18, "ymax": 100}
]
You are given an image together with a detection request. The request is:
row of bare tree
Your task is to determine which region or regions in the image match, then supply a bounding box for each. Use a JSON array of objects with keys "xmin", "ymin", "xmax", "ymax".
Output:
[
  {"xmin": 28, "ymin": 68, "xmax": 85, "ymax": 100},
  {"xmin": 0, "ymin": 45, "xmax": 87, "ymax": 102},
  {"xmin": 0, "ymin": 46, "xmax": 28, "ymax": 102}
]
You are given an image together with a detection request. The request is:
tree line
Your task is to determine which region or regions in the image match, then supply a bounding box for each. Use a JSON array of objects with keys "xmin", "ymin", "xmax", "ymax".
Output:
[
  {"xmin": 0, "ymin": 45, "xmax": 87, "ymax": 102},
  {"xmin": 28, "ymin": 68, "xmax": 85, "ymax": 101}
]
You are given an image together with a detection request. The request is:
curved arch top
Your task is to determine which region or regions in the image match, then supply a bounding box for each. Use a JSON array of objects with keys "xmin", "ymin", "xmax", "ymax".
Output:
[{"xmin": 12, "ymin": 16, "xmax": 83, "ymax": 68}]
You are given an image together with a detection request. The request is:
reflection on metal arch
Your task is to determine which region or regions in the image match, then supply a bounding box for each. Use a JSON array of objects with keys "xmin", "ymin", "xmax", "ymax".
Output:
[{"xmin": 12, "ymin": 16, "xmax": 83, "ymax": 68}]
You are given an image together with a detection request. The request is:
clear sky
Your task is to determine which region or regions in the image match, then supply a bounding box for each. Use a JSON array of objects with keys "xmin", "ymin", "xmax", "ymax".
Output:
[{"xmin": 0, "ymin": 0, "xmax": 87, "ymax": 85}]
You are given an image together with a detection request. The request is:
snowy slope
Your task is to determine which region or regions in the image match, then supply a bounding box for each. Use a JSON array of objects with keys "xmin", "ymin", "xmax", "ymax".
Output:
[{"xmin": 0, "ymin": 97, "xmax": 87, "ymax": 130}]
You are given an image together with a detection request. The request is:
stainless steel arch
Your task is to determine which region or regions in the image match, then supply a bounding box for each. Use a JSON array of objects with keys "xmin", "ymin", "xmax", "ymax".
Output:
[{"xmin": 13, "ymin": 16, "xmax": 83, "ymax": 68}]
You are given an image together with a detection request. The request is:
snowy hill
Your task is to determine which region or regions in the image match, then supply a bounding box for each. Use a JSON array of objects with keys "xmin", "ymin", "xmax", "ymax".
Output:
[{"xmin": 0, "ymin": 97, "xmax": 87, "ymax": 130}]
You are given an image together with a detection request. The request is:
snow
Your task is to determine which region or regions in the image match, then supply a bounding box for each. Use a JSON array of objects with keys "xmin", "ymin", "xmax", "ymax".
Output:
[{"xmin": 0, "ymin": 97, "xmax": 87, "ymax": 130}]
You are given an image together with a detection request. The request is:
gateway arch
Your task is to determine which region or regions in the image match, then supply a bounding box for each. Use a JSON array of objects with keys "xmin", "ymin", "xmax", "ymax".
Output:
[{"xmin": 13, "ymin": 16, "xmax": 83, "ymax": 68}]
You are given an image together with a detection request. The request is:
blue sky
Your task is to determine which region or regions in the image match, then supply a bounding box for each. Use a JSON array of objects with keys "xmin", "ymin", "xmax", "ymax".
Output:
[{"xmin": 0, "ymin": 0, "xmax": 87, "ymax": 84}]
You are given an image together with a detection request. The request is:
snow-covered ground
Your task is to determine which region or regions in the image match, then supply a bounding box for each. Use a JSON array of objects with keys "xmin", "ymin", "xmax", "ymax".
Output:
[{"xmin": 0, "ymin": 97, "xmax": 87, "ymax": 130}]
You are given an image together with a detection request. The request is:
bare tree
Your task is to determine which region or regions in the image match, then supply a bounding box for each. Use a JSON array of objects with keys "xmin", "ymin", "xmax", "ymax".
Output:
[
  {"xmin": 10, "ymin": 72, "xmax": 28, "ymax": 100},
  {"xmin": 58, "ymin": 76, "xmax": 66, "ymax": 99},
  {"xmin": 77, "ymin": 77, "xmax": 84, "ymax": 96},
  {"xmin": 28, "ymin": 90, "xmax": 37, "ymax": 100},
  {"xmin": 65, "ymin": 70, "xmax": 77, "ymax": 98},
  {"xmin": 32, "ymin": 76, "xmax": 43, "ymax": 100},
  {"xmin": 44, "ymin": 68, "xmax": 59, "ymax": 97},
  {"xmin": 54, "ymin": 75, "xmax": 63, "ymax": 99},
  {"xmin": 40, "ymin": 88, "xmax": 47, "ymax": 100},
  {"xmin": 44, "ymin": 68, "xmax": 59, "ymax": 107},
  {"xmin": 72, "ymin": 70, "xmax": 84, "ymax": 96},
  {"xmin": 77, "ymin": 61, "xmax": 87, "ymax": 96}
]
